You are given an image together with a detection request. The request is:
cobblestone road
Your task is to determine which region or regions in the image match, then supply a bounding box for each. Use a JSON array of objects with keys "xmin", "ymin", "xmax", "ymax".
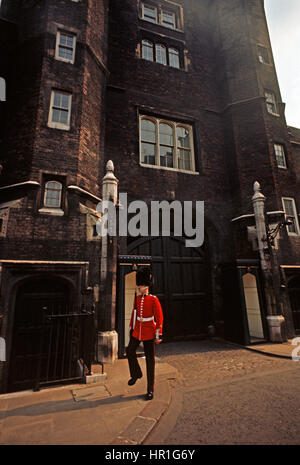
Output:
[{"xmin": 146, "ymin": 339, "xmax": 300, "ymax": 445}]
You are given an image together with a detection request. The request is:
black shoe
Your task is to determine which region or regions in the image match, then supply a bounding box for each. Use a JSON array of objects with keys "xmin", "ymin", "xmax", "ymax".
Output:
[
  {"xmin": 145, "ymin": 391, "xmax": 154, "ymax": 401},
  {"xmin": 128, "ymin": 374, "xmax": 142, "ymax": 386}
]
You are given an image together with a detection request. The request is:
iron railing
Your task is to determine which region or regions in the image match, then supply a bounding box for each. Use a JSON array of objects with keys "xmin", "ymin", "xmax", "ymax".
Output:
[{"xmin": 34, "ymin": 308, "xmax": 96, "ymax": 391}]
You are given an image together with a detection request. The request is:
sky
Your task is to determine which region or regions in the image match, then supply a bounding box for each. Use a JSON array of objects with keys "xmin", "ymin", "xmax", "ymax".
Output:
[{"xmin": 265, "ymin": 0, "xmax": 300, "ymax": 128}]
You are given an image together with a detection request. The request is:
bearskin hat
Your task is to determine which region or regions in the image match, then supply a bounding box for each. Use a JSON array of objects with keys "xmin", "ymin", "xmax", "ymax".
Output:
[{"xmin": 136, "ymin": 266, "xmax": 153, "ymax": 286}]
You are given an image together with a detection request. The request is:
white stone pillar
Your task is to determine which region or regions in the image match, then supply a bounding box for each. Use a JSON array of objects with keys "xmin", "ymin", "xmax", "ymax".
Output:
[
  {"xmin": 97, "ymin": 160, "xmax": 119, "ymax": 363},
  {"xmin": 252, "ymin": 182, "xmax": 286, "ymax": 342}
]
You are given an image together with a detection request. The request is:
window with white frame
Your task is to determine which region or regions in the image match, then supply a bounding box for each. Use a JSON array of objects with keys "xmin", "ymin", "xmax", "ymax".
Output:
[
  {"xmin": 141, "ymin": 2, "xmax": 182, "ymax": 30},
  {"xmin": 142, "ymin": 39, "xmax": 154, "ymax": 61},
  {"xmin": 274, "ymin": 143, "xmax": 287, "ymax": 168},
  {"xmin": 48, "ymin": 90, "xmax": 72, "ymax": 130},
  {"xmin": 282, "ymin": 197, "xmax": 300, "ymax": 236},
  {"xmin": 141, "ymin": 40, "xmax": 180, "ymax": 68},
  {"xmin": 265, "ymin": 90, "xmax": 278, "ymax": 115},
  {"xmin": 44, "ymin": 181, "xmax": 63, "ymax": 208},
  {"xmin": 55, "ymin": 31, "xmax": 76, "ymax": 64},
  {"xmin": 140, "ymin": 116, "xmax": 195, "ymax": 172}
]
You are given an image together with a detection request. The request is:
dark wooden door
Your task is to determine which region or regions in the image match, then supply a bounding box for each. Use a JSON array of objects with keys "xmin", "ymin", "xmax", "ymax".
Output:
[
  {"xmin": 8, "ymin": 279, "xmax": 69, "ymax": 392},
  {"xmin": 128, "ymin": 236, "xmax": 211, "ymax": 340},
  {"xmin": 288, "ymin": 277, "xmax": 300, "ymax": 333}
]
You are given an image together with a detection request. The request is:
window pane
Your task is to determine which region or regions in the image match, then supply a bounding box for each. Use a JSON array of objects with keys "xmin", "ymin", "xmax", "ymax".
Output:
[
  {"xmin": 59, "ymin": 46, "xmax": 73, "ymax": 61},
  {"xmin": 160, "ymin": 146, "xmax": 173, "ymax": 167},
  {"xmin": 155, "ymin": 44, "xmax": 167, "ymax": 65},
  {"xmin": 141, "ymin": 142, "xmax": 155, "ymax": 165},
  {"xmin": 162, "ymin": 10, "xmax": 175, "ymax": 28},
  {"xmin": 44, "ymin": 182, "xmax": 62, "ymax": 208},
  {"xmin": 142, "ymin": 40, "xmax": 154, "ymax": 61},
  {"xmin": 178, "ymin": 149, "xmax": 191, "ymax": 171},
  {"xmin": 177, "ymin": 126, "xmax": 190, "ymax": 148},
  {"xmin": 159, "ymin": 123, "xmax": 173, "ymax": 145},
  {"xmin": 53, "ymin": 92, "xmax": 61, "ymax": 108},
  {"xmin": 169, "ymin": 48, "xmax": 180, "ymax": 68},
  {"xmin": 283, "ymin": 199, "xmax": 297, "ymax": 234},
  {"xmin": 274, "ymin": 144, "xmax": 286, "ymax": 167},
  {"xmin": 143, "ymin": 5, "xmax": 157, "ymax": 23},
  {"xmin": 141, "ymin": 119, "xmax": 155, "ymax": 143}
]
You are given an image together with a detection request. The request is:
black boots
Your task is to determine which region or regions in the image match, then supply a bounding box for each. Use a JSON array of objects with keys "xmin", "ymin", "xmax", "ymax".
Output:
[
  {"xmin": 145, "ymin": 391, "xmax": 154, "ymax": 401},
  {"xmin": 128, "ymin": 374, "xmax": 142, "ymax": 386}
]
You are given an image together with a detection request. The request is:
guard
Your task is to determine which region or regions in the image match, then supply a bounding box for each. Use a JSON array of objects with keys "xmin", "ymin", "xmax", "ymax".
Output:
[{"xmin": 126, "ymin": 266, "xmax": 163, "ymax": 401}]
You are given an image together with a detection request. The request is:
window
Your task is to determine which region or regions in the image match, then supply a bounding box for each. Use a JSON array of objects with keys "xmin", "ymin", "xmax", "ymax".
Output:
[
  {"xmin": 141, "ymin": 2, "xmax": 181, "ymax": 30},
  {"xmin": 142, "ymin": 4, "xmax": 157, "ymax": 23},
  {"xmin": 155, "ymin": 44, "xmax": 167, "ymax": 65},
  {"xmin": 142, "ymin": 40, "xmax": 154, "ymax": 61},
  {"xmin": 282, "ymin": 198, "xmax": 300, "ymax": 236},
  {"xmin": 44, "ymin": 181, "xmax": 63, "ymax": 208},
  {"xmin": 140, "ymin": 116, "xmax": 196, "ymax": 173},
  {"xmin": 55, "ymin": 31, "xmax": 76, "ymax": 64},
  {"xmin": 161, "ymin": 10, "xmax": 176, "ymax": 29},
  {"xmin": 168, "ymin": 48, "xmax": 180, "ymax": 68},
  {"xmin": 257, "ymin": 45, "xmax": 270, "ymax": 65},
  {"xmin": 274, "ymin": 144, "xmax": 287, "ymax": 169},
  {"xmin": 48, "ymin": 91, "xmax": 72, "ymax": 130},
  {"xmin": 141, "ymin": 40, "xmax": 180, "ymax": 68},
  {"xmin": 265, "ymin": 91, "xmax": 278, "ymax": 115}
]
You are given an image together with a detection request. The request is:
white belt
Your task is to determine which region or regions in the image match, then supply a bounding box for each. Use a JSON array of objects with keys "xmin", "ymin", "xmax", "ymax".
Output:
[{"xmin": 137, "ymin": 316, "xmax": 154, "ymax": 322}]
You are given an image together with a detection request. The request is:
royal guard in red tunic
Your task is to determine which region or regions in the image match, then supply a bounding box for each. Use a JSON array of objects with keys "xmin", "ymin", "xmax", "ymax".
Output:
[{"xmin": 126, "ymin": 266, "xmax": 163, "ymax": 401}]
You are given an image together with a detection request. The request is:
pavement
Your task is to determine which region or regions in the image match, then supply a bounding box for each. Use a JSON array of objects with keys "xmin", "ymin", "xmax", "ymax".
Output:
[{"xmin": 0, "ymin": 338, "xmax": 297, "ymax": 445}]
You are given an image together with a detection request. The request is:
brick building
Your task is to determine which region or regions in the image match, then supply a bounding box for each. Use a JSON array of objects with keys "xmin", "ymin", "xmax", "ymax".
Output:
[{"xmin": 0, "ymin": 0, "xmax": 299, "ymax": 393}]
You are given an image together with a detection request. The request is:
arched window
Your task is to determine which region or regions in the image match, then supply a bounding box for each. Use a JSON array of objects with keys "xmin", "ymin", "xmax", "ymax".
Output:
[
  {"xmin": 141, "ymin": 118, "xmax": 156, "ymax": 165},
  {"xmin": 168, "ymin": 48, "xmax": 180, "ymax": 69},
  {"xmin": 155, "ymin": 44, "xmax": 167, "ymax": 65},
  {"xmin": 44, "ymin": 181, "xmax": 63, "ymax": 208},
  {"xmin": 159, "ymin": 123, "xmax": 174, "ymax": 167},
  {"xmin": 142, "ymin": 40, "xmax": 154, "ymax": 61},
  {"xmin": 177, "ymin": 126, "xmax": 191, "ymax": 171}
]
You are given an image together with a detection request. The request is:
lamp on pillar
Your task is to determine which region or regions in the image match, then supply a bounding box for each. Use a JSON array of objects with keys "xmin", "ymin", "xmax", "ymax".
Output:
[{"xmin": 252, "ymin": 182, "xmax": 287, "ymax": 342}]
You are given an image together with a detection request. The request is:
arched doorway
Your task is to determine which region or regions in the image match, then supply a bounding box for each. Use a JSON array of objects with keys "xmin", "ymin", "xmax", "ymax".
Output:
[
  {"xmin": 128, "ymin": 236, "xmax": 212, "ymax": 341},
  {"xmin": 288, "ymin": 276, "xmax": 300, "ymax": 334},
  {"xmin": 8, "ymin": 277, "xmax": 71, "ymax": 392}
]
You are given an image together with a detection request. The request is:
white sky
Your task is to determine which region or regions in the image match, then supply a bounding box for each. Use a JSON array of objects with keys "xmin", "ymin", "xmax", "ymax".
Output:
[{"xmin": 265, "ymin": 0, "xmax": 300, "ymax": 128}]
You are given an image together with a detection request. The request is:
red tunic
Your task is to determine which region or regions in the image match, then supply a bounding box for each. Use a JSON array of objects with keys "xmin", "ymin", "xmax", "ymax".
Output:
[{"xmin": 130, "ymin": 293, "xmax": 163, "ymax": 341}]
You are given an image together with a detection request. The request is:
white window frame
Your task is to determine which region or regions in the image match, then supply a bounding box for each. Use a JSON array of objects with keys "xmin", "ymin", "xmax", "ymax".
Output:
[
  {"xmin": 55, "ymin": 31, "xmax": 76, "ymax": 64},
  {"xmin": 282, "ymin": 197, "xmax": 300, "ymax": 236},
  {"xmin": 168, "ymin": 47, "xmax": 180, "ymax": 68},
  {"xmin": 141, "ymin": 2, "xmax": 181, "ymax": 30},
  {"xmin": 44, "ymin": 181, "xmax": 63, "ymax": 208},
  {"xmin": 257, "ymin": 44, "xmax": 270, "ymax": 65},
  {"xmin": 139, "ymin": 115, "xmax": 197, "ymax": 174},
  {"xmin": 142, "ymin": 39, "xmax": 154, "ymax": 61},
  {"xmin": 274, "ymin": 143, "xmax": 287, "ymax": 169},
  {"xmin": 142, "ymin": 3, "xmax": 158, "ymax": 23},
  {"xmin": 48, "ymin": 90, "xmax": 72, "ymax": 130},
  {"xmin": 265, "ymin": 90, "xmax": 279, "ymax": 116}
]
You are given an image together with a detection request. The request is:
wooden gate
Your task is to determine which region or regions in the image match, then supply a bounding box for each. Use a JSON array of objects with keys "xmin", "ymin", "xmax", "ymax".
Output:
[{"xmin": 128, "ymin": 236, "xmax": 211, "ymax": 340}]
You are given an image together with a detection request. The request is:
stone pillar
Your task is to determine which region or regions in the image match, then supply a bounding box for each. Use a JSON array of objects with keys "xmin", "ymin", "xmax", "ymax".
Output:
[
  {"xmin": 252, "ymin": 182, "xmax": 286, "ymax": 342},
  {"xmin": 97, "ymin": 160, "xmax": 119, "ymax": 363}
]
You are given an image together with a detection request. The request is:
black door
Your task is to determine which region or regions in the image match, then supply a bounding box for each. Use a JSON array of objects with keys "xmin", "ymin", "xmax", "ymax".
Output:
[
  {"xmin": 128, "ymin": 236, "xmax": 211, "ymax": 340},
  {"xmin": 288, "ymin": 277, "xmax": 300, "ymax": 333},
  {"xmin": 8, "ymin": 279, "xmax": 70, "ymax": 392}
]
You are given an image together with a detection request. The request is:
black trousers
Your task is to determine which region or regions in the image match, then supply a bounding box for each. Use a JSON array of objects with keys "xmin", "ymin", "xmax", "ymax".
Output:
[{"xmin": 126, "ymin": 336, "xmax": 155, "ymax": 392}]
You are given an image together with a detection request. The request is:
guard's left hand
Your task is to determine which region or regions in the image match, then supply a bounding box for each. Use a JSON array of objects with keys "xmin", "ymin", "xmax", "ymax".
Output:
[{"xmin": 155, "ymin": 338, "xmax": 162, "ymax": 344}]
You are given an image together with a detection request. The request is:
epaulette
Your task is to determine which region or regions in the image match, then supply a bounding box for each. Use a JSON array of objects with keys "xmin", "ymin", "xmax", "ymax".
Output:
[{"xmin": 150, "ymin": 294, "xmax": 157, "ymax": 298}]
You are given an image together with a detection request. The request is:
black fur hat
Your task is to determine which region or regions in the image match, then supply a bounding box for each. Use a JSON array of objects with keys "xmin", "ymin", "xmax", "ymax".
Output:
[{"xmin": 136, "ymin": 266, "xmax": 153, "ymax": 286}]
